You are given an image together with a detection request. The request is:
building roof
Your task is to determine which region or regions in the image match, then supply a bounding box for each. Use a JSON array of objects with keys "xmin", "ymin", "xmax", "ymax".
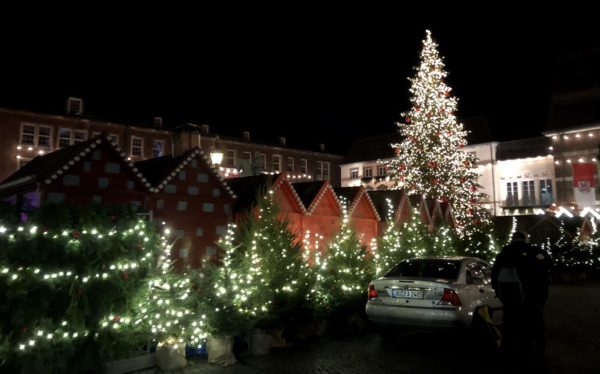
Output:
[
  {"xmin": 135, "ymin": 155, "xmax": 187, "ymax": 186},
  {"xmin": 291, "ymin": 181, "xmax": 325, "ymax": 210},
  {"xmin": 334, "ymin": 186, "xmax": 381, "ymax": 221},
  {"xmin": 226, "ymin": 174, "xmax": 306, "ymax": 214},
  {"xmin": 344, "ymin": 132, "xmax": 400, "ymax": 163},
  {"xmin": 462, "ymin": 116, "xmax": 496, "ymax": 144},
  {"xmin": 495, "ymin": 136, "xmax": 552, "ymax": 160},
  {"xmin": 134, "ymin": 148, "xmax": 236, "ymax": 197},
  {"xmin": 0, "ymin": 134, "xmax": 151, "ymax": 194},
  {"xmin": 547, "ymin": 87, "xmax": 600, "ymax": 131},
  {"xmin": 367, "ymin": 190, "xmax": 405, "ymax": 220},
  {"xmin": 226, "ymin": 174, "xmax": 276, "ymax": 213},
  {"xmin": 333, "ymin": 186, "xmax": 361, "ymax": 206}
]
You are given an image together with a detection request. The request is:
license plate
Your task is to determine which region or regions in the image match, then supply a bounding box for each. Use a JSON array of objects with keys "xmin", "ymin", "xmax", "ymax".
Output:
[{"xmin": 392, "ymin": 289, "xmax": 424, "ymax": 299}]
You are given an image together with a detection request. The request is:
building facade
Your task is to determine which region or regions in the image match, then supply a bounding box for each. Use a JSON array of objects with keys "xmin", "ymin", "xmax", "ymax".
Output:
[
  {"xmin": 174, "ymin": 124, "xmax": 343, "ymax": 186},
  {"xmin": 0, "ymin": 98, "xmax": 344, "ymax": 186}
]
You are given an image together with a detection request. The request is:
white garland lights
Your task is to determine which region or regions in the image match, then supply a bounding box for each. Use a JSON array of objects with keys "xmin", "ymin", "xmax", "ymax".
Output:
[
  {"xmin": 0, "ymin": 220, "xmax": 211, "ymax": 354},
  {"xmin": 388, "ymin": 30, "xmax": 491, "ymax": 244}
]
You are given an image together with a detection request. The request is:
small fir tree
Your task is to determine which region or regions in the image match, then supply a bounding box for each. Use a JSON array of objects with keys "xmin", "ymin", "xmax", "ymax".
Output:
[
  {"xmin": 0, "ymin": 203, "xmax": 157, "ymax": 372},
  {"xmin": 374, "ymin": 198, "xmax": 403, "ymax": 277},
  {"xmin": 237, "ymin": 189, "xmax": 310, "ymax": 328},
  {"xmin": 321, "ymin": 198, "xmax": 374, "ymax": 309}
]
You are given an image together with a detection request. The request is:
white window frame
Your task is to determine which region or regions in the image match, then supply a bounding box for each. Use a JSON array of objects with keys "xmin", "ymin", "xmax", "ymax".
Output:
[
  {"xmin": 37, "ymin": 125, "xmax": 52, "ymax": 147},
  {"xmin": 364, "ymin": 167, "xmax": 373, "ymax": 178},
  {"xmin": 522, "ymin": 179, "xmax": 536, "ymax": 205},
  {"xmin": 350, "ymin": 168, "xmax": 359, "ymax": 179},
  {"xmin": 20, "ymin": 123, "xmax": 53, "ymax": 148},
  {"xmin": 300, "ymin": 159, "xmax": 308, "ymax": 174},
  {"xmin": 58, "ymin": 128, "xmax": 72, "ymax": 148},
  {"xmin": 73, "ymin": 130, "xmax": 88, "ymax": 144},
  {"xmin": 539, "ymin": 179, "xmax": 553, "ymax": 205},
  {"xmin": 153, "ymin": 139, "xmax": 165, "ymax": 158},
  {"xmin": 378, "ymin": 165, "xmax": 386, "ymax": 176},
  {"xmin": 506, "ymin": 181, "xmax": 518, "ymax": 207},
  {"xmin": 272, "ymin": 154, "xmax": 282, "ymax": 172},
  {"xmin": 18, "ymin": 157, "xmax": 32, "ymax": 169},
  {"xmin": 131, "ymin": 136, "xmax": 144, "ymax": 157},
  {"xmin": 322, "ymin": 161, "xmax": 330, "ymax": 179},
  {"xmin": 287, "ymin": 157, "xmax": 294, "ymax": 173},
  {"xmin": 20, "ymin": 123, "xmax": 36, "ymax": 145},
  {"xmin": 256, "ymin": 153, "xmax": 266, "ymax": 171},
  {"xmin": 242, "ymin": 151, "xmax": 252, "ymax": 164},
  {"xmin": 226, "ymin": 149, "xmax": 236, "ymax": 167}
]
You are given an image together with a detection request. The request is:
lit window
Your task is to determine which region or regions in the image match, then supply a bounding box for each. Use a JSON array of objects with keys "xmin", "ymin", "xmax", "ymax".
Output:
[{"xmin": 153, "ymin": 139, "xmax": 165, "ymax": 158}]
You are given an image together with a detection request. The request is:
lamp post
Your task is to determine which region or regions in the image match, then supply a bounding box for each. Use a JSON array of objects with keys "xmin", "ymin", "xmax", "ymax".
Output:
[{"xmin": 209, "ymin": 136, "xmax": 223, "ymax": 166}]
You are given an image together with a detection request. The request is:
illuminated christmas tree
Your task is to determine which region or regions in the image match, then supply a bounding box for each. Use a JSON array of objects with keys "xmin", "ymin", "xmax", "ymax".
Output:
[
  {"xmin": 321, "ymin": 198, "xmax": 374, "ymax": 309},
  {"xmin": 0, "ymin": 203, "xmax": 158, "ymax": 372},
  {"xmin": 373, "ymin": 198, "xmax": 403, "ymax": 277},
  {"xmin": 201, "ymin": 224, "xmax": 260, "ymax": 337},
  {"xmin": 388, "ymin": 30, "xmax": 491, "ymax": 244},
  {"xmin": 237, "ymin": 190, "xmax": 311, "ymax": 328}
]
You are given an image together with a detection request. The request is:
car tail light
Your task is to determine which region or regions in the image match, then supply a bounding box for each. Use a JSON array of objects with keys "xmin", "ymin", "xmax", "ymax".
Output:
[
  {"xmin": 438, "ymin": 288, "xmax": 461, "ymax": 306},
  {"xmin": 368, "ymin": 284, "xmax": 378, "ymax": 300}
]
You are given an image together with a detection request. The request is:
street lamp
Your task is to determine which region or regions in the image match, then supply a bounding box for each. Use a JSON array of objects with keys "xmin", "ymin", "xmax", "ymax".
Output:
[{"xmin": 209, "ymin": 136, "xmax": 223, "ymax": 166}]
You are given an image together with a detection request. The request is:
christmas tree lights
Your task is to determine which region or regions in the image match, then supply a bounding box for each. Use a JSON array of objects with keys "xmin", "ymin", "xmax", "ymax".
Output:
[
  {"xmin": 388, "ymin": 30, "xmax": 491, "ymax": 246},
  {"xmin": 373, "ymin": 198, "xmax": 403, "ymax": 277},
  {"xmin": 320, "ymin": 197, "xmax": 374, "ymax": 309}
]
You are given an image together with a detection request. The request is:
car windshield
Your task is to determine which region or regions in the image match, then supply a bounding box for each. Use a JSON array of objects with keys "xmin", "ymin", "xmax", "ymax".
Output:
[{"xmin": 384, "ymin": 259, "xmax": 462, "ymax": 280}]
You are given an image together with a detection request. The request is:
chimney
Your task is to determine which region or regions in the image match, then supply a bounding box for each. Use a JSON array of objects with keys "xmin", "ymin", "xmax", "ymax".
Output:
[
  {"xmin": 319, "ymin": 143, "xmax": 325, "ymax": 152},
  {"xmin": 201, "ymin": 124, "xmax": 210, "ymax": 135},
  {"xmin": 66, "ymin": 97, "xmax": 84, "ymax": 115},
  {"xmin": 279, "ymin": 137, "xmax": 286, "ymax": 146},
  {"xmin": 243, "ymin": 131, "xmax": 250, "ymax": 140},
  {"xmin": 154, "ymin": 117, "xmax": 163, "ymax": 127}
]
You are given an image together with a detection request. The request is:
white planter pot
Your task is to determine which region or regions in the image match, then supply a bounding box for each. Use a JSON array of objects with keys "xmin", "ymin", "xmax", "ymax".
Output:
[
  {"xmin": 104, "ymin": 353, "xmax": 155, "ymax": 374},
  {"xmin": 207, "ymin": 335, "xmax": 237, "ymax": 366},
  {"xmin": 247, "ymin": 328, "xmax": 272, "ymax": 355}
]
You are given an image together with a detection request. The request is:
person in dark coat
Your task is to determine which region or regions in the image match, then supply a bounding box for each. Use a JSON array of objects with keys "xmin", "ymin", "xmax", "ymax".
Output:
[{"xmin": 491, "ymin": 231, "xmax": 549, "ymax": 359}]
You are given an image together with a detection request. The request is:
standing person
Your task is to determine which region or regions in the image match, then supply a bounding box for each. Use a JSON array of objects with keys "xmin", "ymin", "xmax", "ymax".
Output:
[{"xmin": 491, "ymin": 231, "xmax": 549, "ymax": 360}]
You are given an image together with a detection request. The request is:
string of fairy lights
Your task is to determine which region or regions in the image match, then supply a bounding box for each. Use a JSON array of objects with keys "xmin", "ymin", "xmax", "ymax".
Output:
[{"xmin": 388, "ymin": 29, "xmax": 491, "ymax": 246}]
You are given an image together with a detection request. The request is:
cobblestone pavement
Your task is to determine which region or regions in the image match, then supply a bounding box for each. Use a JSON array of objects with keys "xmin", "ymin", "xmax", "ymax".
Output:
[
  {"xmin": 134, "ymin": 281, "xmax": 600, "ymax": 374},
  {"xmin": 136, "ymin": 330, "xmax": 502, "ymax": 374}
]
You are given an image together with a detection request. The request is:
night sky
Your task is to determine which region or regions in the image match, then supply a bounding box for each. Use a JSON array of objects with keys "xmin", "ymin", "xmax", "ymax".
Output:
[{"xmin": 1, "ymin": 7, "xmax": 599, "ymax": 154}]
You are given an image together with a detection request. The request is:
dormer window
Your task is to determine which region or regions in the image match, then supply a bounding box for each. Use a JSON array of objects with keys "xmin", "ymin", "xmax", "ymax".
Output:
[
  {"xmin": 154, "ymin": 117, "xmax": 163, "ymax": 127},
  {"xmin": 67, "ymin": 97, "xmax": 84, "ymax": 115}
]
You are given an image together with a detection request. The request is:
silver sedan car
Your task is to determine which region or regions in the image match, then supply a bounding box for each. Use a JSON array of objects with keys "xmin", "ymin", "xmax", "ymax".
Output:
[{"xmin": 366, "ymin": 257, "xmax": 502, "ymax": 330}]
